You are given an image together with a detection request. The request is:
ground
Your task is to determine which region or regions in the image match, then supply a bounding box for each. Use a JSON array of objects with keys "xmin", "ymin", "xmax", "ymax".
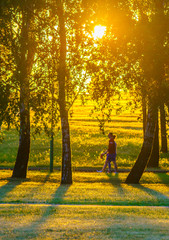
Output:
[{"xmin": 0, "ymin": 170, "xmax": 169, "ymax": 239}]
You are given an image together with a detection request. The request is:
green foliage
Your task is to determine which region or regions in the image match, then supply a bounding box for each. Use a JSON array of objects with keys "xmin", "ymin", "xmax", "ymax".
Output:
[
  {"xmin": 0, "ymin": 131, "xmax": 5, "ymax": 143},
  {"xmin": 1, "ymin": 0, "xmax": 169, "ymax": 178},
  {"xmin": 83, "ymin": 0, "xmax": 169, "ymax": 134}
]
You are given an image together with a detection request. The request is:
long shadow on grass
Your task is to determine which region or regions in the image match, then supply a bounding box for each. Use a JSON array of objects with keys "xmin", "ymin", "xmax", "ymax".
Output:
[
  {"xmin": 0, "ymin": 178, "xmax": 23, "ymax": 202},
  {"xmin": 31, "ymin": 172, "xmax": 53, "ymax": 184},
  {"xmin": 105, "ymin": 172, "xmax": 125, "ymax": 195},
  {"xmin": 131, "ymin": 184, "xmax": 169, "ymax": 206},
  {"xmin": 156, "ymin": 172, "xmax": 169, "ymax": 187},
  {"xmin": 9, "ymin": 182, "xmax": 71, "ymax": 239},
  {"xmin": 50, "ymin": 183, "xmax": 70, "ymax": 204}
]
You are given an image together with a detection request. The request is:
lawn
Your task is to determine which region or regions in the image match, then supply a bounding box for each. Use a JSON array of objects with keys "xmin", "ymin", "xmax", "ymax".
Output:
[
  {"xmin": 0, "ymin": 170, "xmax": 169, "ymax": 206},
  {"xmin": 0, "ymin": 170, "xmax": 169, "ymax": 239},
  {"xmin": 1, "ymin": 204, "xmax": 169, "ymax": 240},
  {"xmin": 0, "ymin": 100, "xmax": 169, "ymax": 170},
  {"xmin": 0, "ymin": 100, "xmax": 169, "ymax": 239}
]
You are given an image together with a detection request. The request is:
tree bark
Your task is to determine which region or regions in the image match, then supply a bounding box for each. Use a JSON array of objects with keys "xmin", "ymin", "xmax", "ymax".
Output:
[
  {"xmin": 125, "ymin": 101, "xmax": 157, "ymax": 184},
  {"xmin": 12, "ymin": 88, "xmax": 30, "ymax": 178},
  {"xmin": 160, "ymin": 103, "xmax": 168, "ymax": 153},
  {"xmin": 142, "ymin": 94, "xmax": 147, "ymax": 139},
  {"xmin": 57, "ymin": 0, "xmax": 72, "ymax": 184},
  {"xmin": 147, "ymin": 117, "xmax": 159, "ymax": 168},
  {"xmin": 12, "ymin": 4, "xmax": 35, "ymax": 178}
]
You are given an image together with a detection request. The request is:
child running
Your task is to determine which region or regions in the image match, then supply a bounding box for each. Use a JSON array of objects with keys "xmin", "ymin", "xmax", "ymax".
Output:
[{"xmin": 97, "ymin": 132, "xmax": 118, "ymax": 173}]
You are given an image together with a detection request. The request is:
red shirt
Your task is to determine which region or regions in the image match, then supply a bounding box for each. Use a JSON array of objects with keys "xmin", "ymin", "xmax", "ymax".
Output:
[{"xmin": 108, "ymin": 138, "xmax": 116, "ymax": 154}]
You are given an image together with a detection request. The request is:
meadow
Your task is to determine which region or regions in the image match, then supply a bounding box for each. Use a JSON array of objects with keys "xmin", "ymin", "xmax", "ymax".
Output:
[
  {"xmin": 0, "ymin": 101, "xmax": 169, "ymax": 170},
  {"xmin": 0, "ymin": 99, "xmax": 168, "ymax": 171},
  {"xmin": 0, "ymin": 99, "xmax": 169, "ymax": 239}
]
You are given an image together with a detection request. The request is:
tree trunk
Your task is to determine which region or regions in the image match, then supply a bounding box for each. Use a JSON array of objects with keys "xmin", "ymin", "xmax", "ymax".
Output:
[
  {"xmin": 60, "ymin": 112, "xmax": 72, "ymax": 184},
  {"xmin": 12, "ymin": 91, "xmax": 30, "ymax": 178},
  {"xmin": 160, "ymin": 103, "xmax": 168, "ymax": 153},
  {"xmin": 12, "ymin": 4, "xmax": 35, "ymax": 178},
  {"xmin": 57, "ymin": 0, "xmax": 72, "ymax": 184},
  {"xmin": 125, "ymin": 101, "xmax": 157, "ymax": 184},
  {"xmin": 142, "ymin": 94, "xmax": 147, "ymax": 139},
  {"xmin": 147, "ymin": 118, "xmax": 159, "ymax": 168}
]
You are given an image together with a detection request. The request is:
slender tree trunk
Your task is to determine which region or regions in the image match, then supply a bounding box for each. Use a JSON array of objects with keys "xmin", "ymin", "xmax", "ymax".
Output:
[
  {"xmin": 147, "ymin": 117, "xmax": 159, "ymax": 168},
  {"xmin": 12, "ymin": 4, "xmax": 35, "ymax": 178},
  {"xmin": 142, "ymin": 94, "xmax": 147, "ymax": 139},
  {"xmin": 57, "ymin": 0, "xmax": 72, "ymax": 184},
  {"xmin": 160, "ymin": 103, "xmax": 168, "ymax": 153},
  {"xmin": 60, "ymin": 111, "xmax": 72, "ymax": 184},
  {"xmin": 12, "ymin": 87, "xmax": 30, "ymax": 178},
  {"xmin": 125, "ymin": 101, "xmax": 157, "ymax": 184},
  {"xmin": 154, "ymin": 1, "xmax": 167, "ymax": 153}
]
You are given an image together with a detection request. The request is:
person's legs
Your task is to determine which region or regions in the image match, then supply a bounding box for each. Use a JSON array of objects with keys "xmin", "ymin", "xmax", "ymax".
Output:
[
  {"xmin": 102, "ymin": 160, "xmax": 108, "ymax": 171},
  {"xmin": 108, "ymin": 161, "xmax": 111, "ymax": 172},
  {"xmin": 112, "ymin": 160, "xmax": 118, "ymax": 173},
  {"xmin": 105, "ymin": 154, "xmax": 112, "ymax": 172},
  {"xmin": 97, "ymin": 154, "xmax": 115, "ymax": 173},
  {"xmin": 97, "ymin": 158, "xmax": 109, "ymax": 173}
]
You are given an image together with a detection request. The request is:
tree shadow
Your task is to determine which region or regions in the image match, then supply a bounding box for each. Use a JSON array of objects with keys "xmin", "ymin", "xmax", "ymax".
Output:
[
  {"xmin": 0, "ymin": 178, "xmax": 24, "ymax": 202},
  {"xmin": 7, "ymin": 180, "xmax": 71, "ymax": 239},
  {"xmin": 50, "ymin": 184, "xmax": 70, "ymax": 204},
  {"xmin": 105, "ymin": 172, "xmax": 125, "ymax": 195},
  {"xmin": 131, "ymin": 184, "xmax": 169, "ymax": 205},
  {"xmin": 26, "ymin": 172, "xmax": 59, "ymax": 184},
  {"xmin": 156, "ymin": 172, "xmax": 169, "ymax": 187}
]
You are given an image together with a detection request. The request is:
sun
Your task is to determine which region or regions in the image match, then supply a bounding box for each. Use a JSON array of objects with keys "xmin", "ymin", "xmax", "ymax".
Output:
[{"xmin": 93, "ymin": 25, "xmax": 106, "ymax": 40}]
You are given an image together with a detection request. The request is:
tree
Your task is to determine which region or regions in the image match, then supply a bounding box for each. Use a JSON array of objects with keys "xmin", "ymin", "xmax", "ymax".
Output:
[
  {"xmin": 0, "ymin": 83, "xmax": 10, "ymax": 128},
  {"xmin": 56, "ymin": 0, "xmax": 88, "ymax": 183},
  {"xmin": 147, "ymin": 117, "xmax": 159, "ymax": 168},
  {"xmin": 83, "ymin": 0, "xmax": 168, "ymax": 183},
  {"xmin": 84, "ymin": 0, "xmax": 135, "ymax": 133},
  {"xmin": 0, "ymin": 0, "xmax": 45, "ymax": 178},
  {"xmin": 12, "ymin": 1, "xmax": 38, "ymax": 178},
  {"xmin": 48, "ymin": 0, "xmax": 87, "ymax": 183},
  {"xmin": 0, "ymin": 3, "xmax": 18, "ymax": 130},
  {"xmin": 160, "ymin": 103, "xmax": 168, "ymax": 153},
  {"xmin": 55, "ymin": 0, "xmax": 72, "ymax": 184},
  {"xmin": 125, "ymin": 0, "xmax": 169, "ymax": 183},
  {"xmin": 125, "ymin": 101, "xmax": 158, "ymax": 183}
]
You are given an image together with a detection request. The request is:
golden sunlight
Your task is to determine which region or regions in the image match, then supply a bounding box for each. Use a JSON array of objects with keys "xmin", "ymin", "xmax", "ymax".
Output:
[{"xmin": 93, "ymin": 25, "xmax": 106, "ymax": 40}]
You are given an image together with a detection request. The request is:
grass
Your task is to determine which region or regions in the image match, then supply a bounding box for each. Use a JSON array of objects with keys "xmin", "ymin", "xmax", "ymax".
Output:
[
  {"xmin": 0, "ymin": 100, "xmax": 169, "ymax": 239},
  {"xmin": 0, "ymin": 124, "xmax": 143, "ymax": 169},
  {"xmin": 0, "ymin": 205, "xmax": 169, "ymax": 239},
  {"xmin": 0, "ymin": 170, "xmax": 169, "ymax": 239},
  {"xmin": 0, "ymin": 170, "xmax": 169, "ymax": 206},
  {"xmin": 0, "ymin": 99, "xmax": 168, "ymax": 170}
]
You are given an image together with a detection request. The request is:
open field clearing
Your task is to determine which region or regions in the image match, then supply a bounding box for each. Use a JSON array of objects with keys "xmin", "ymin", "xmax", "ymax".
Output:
[
  {"xmin": 0, "ymin": 100, "xmax": 169, "ymax": 170},
  {"xmin": 0, "ymin": 100, "xmax": 169, "ymax": 239}
]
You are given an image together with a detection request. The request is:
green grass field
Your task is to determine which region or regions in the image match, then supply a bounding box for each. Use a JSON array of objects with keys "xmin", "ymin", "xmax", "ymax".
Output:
[
  {"xmin": 0, "ymin": 171, "xmax": 169, "ymax": 239},
  {"xmin": 0, "ymin": 171, "xmax": 169, "ymax": 205},
  {"xmin": 0, "ymin": 100, "xmax": 169, "ymax": 239},
  {"xmin": 1, "ymin": 204, "xmax": 169, "ymax": 239},
  {"xmin": 0, "ymin": 100, "xmax": 169, "ymax": 170}
]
